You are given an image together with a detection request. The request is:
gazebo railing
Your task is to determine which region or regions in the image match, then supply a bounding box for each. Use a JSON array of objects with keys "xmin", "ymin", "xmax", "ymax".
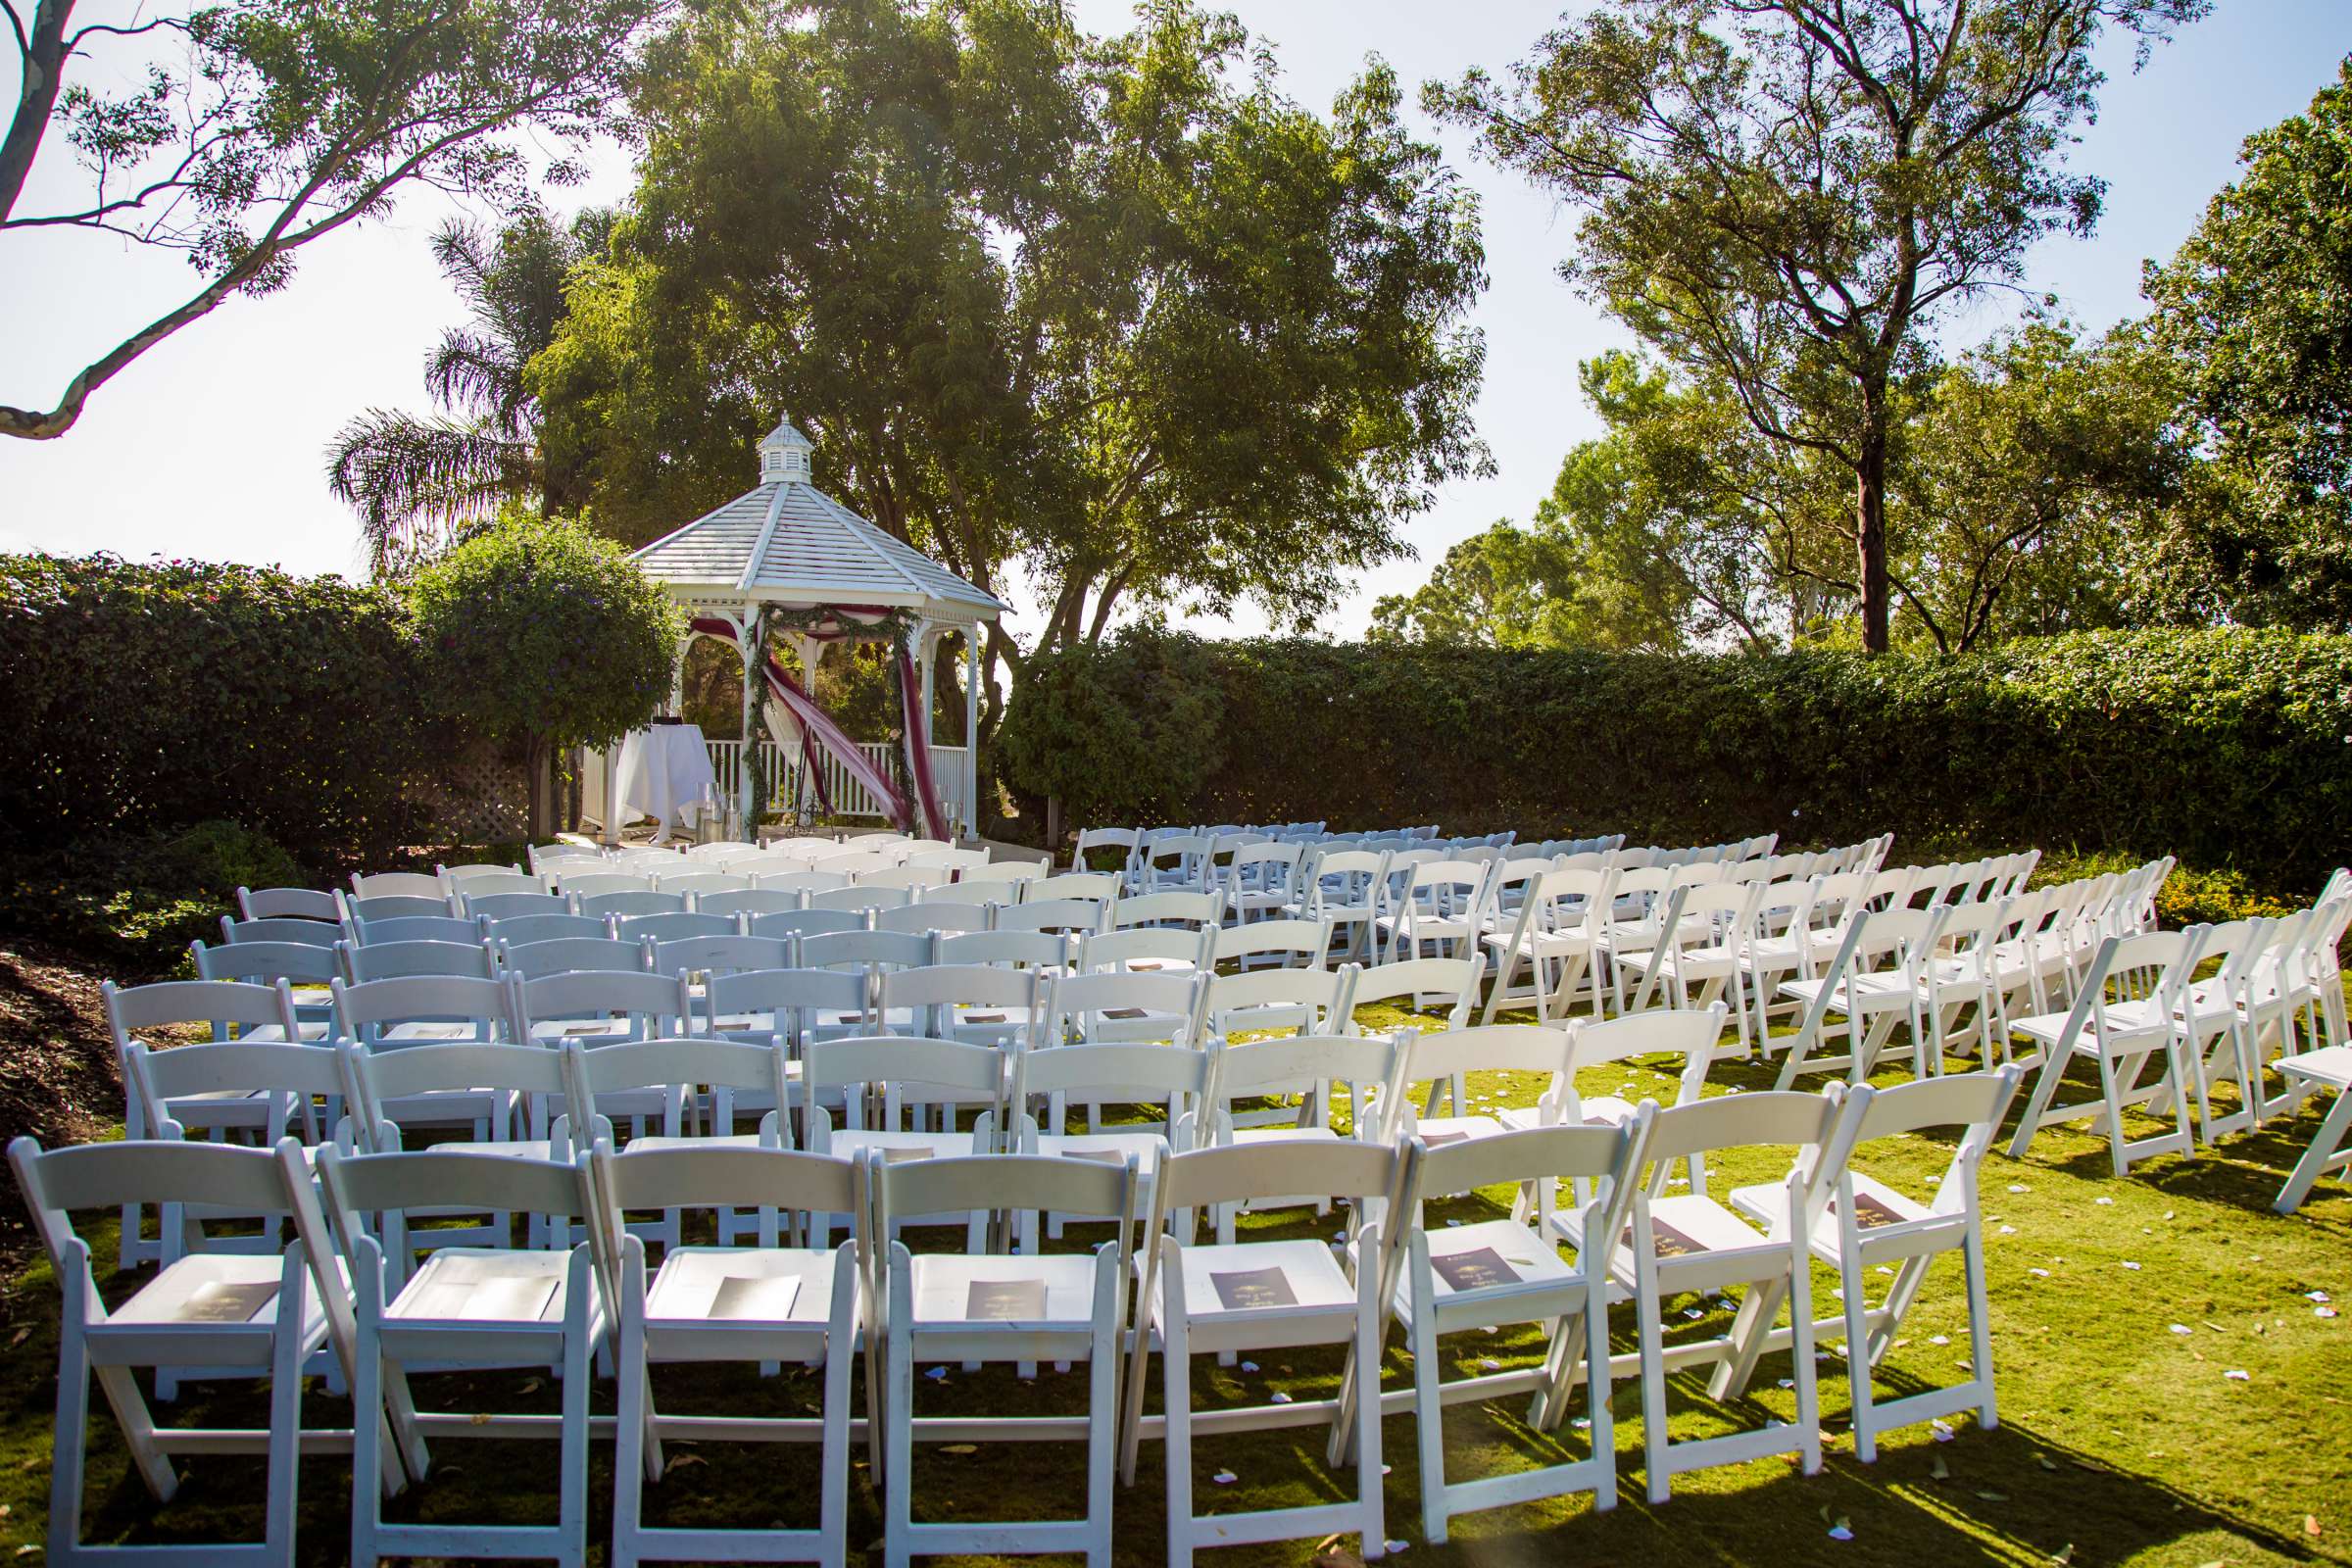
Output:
[{"xmin": 584, "ymin": 737, "xmax": 970, "ymax": 832}]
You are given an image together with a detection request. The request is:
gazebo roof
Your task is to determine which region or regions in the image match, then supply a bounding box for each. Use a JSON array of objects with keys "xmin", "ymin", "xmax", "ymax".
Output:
[{"xmin": 630, "ymin": 421, "xmax": 1006, "ymax": 624}]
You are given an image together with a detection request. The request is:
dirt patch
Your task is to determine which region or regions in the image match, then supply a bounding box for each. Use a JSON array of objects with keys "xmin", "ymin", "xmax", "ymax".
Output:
[{"xmin": 0, "ymin": 938, "xmax": 125, "ymax": 1154}]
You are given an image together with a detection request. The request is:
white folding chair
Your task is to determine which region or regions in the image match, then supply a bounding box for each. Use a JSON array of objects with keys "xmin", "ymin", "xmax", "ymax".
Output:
[
  {"xmin": 802, "ymin": 1036, "xmax": 1008, "ymax": 1247},
  {"xmin": 1482, "ymin": 866, "xmax": 1615, "ymax": 1023},
  {"xmin": 1119, "ymin": 1141, "xmax": 1409, "ymax": 1566},
  {"xmin": 594, "ymin": 1141, "xmax": 865, "ymax": 1568},
  {"xmin": 1730, "ymin": 1067, "xmax": 2022, "ymax": 1460},
  {"xmin": 1200, "ymin": 1031, "xmax": 1398, "ymax": 1244},
  {"xmin": 11, "ymin": 1137, "xmax": 354, "ymax": 1566},
  {"xmin": 870, "ymin": 1152, "xmax": 1139, "ymax": 1566},
  {"xmin": 1391, "ymin": 1110, "xmax": 1654, "ymax": 1543},
  {"xmin": 2005, "ymin": 929, "xmax": 2204, "ymax": 1176},
  {"xmin": 1206, "ymin": 961, "xmax": 1356, "ymax": 1044},
  {"xmin": 1553, "ymin": 1089, "xmax": 1857, "ymax": 1502},
  {"xmin": 315, "ymin": 1147, "xmax": 604, "ymax": 1568},
  {"xmin": 105, "ymin": 977, "xmax": 305, "ymax": 1271},
  {"xmin": 1773, "ymin": 909, "xmax": 1947, "ymax": 1085}
]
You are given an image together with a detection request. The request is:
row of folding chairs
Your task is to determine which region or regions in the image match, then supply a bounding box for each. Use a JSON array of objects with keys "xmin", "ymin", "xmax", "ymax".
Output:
[{"xmin": 22, "ymin": 1029, "xmax": 2024, "ymax": 1564}]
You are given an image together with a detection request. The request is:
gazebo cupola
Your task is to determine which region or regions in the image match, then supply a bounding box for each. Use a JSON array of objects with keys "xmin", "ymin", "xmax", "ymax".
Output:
[{"xmin": 759, "ymin": 419, "xmax": 814, "ymax": 484}]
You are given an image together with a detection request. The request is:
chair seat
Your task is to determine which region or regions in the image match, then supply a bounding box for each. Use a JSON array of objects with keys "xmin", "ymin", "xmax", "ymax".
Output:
[
  {"xmin": 431, "ymin": 1138, "xmax": 557, "ymax": 1160},
  {"xmin": 1728, "ymin": 1172, "xmax": 1931, "ymax": 1261},
  {"xmin": 1393, "ymin": 1218, "xmax": 1574, "ymax": 1325},
  {"xmin": 1582, "ymin": 1195, "xmax": 1779, "ymax": 1287},
  {"xmin": 107, "ymin": 1253, "xmax": 325, "ymax": 1339},
  {"xmin": 2279, "ymin": 1046, "xmax": 2352, "ymax": 1090},
  {"xmin": 238, "ymin": 1021, "xmax": 334, "ymax": 1044},
  {"xmin": 382, "ymin": 1022, "xmax": 498, "ymax": 1043},
  {"xmin": 389, "ymin": 1248, "xmax": 589, "ymax": 1326},
  {"xmin": 646, "ymin": 1247, "xmax": 839, "ymax": 1327},
  {"xmin": 828, "ymin": 1129, "xmax": 983, "ymax": 1162},
  {"xmin": 1411, "ymin": 1114, "xmax": 1510, "ymax": 1149},
  {"xmin": 626, "ymin": 1132, "xmax": 768, "ymax": 1153},
  {"xmin": 1226, "ymin": 1124, "xmax": 1340, "ymax": 1148},
  {"xmin": 1038, "ymin": 1130, "xmax": 1165, "ymax": 1166},
  {"xmin": 910, "ymin": 1253, "xmax": 1101, "ymax": 1328},
  {"xmin": 1152, "ymin": 1238, "xmax": 1356, "ymax": 1328}
]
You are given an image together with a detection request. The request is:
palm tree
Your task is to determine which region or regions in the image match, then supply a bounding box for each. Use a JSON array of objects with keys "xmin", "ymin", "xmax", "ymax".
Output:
[{"xmin": 326, "ymin": 208, "xmax": 606, "ymax": 573}]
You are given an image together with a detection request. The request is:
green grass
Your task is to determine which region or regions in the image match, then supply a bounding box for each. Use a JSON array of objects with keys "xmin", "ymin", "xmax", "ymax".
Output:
[{"xmin": 1, "ymin": 998, "xmax": 2347, "ymax": 1566}]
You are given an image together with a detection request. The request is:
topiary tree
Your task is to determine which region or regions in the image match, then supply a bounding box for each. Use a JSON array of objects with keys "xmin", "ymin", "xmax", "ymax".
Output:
[{"xmin": 407, "ymin": 510, "xmax": 683, "ymax": 837}]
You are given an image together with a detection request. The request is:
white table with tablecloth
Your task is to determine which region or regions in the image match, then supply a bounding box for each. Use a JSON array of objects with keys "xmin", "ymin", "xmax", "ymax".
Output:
[{"xmin": 614, "ymin": 723, "xmax": 717, "ymax": 843}]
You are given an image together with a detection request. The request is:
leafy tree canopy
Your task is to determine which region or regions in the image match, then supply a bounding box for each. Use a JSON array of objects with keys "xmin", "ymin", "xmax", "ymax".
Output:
[
  {"xmin": 1, "ymin": 0, "xmax": 664, "ymax": 439},
  {"xmin": 1427, "ymin": 0, "xmax": 2202, "ymax": 650},
  {"xmin": 531, "ymin": 0, "xmax": 1489, "ymax": 725},
  {"xmin": 2144, "ymin": 55, "xmax": 2352, "ymax": 630},
  {"xmin": 406, "ymin": 508, "xmax": 682, "ymax": 755}
]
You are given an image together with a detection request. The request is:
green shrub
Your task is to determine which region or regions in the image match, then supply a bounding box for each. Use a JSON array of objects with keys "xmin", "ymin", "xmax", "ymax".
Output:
[
  {"xmin": 0, "ymin": 553, "xmax": 439, "ymax": 870},
  {"xmin": 0, "ymin": 819, "xmax": 305, "ymax": 971},
  {"xmin": 997, "ymin": 626, "xmax": 2352, "ymax": 891}
]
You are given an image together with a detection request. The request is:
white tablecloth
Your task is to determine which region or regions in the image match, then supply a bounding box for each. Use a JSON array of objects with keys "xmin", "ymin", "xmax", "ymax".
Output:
[{"xmin": 615, "ymin": 724, "xmax": 717, "ymax": 842}]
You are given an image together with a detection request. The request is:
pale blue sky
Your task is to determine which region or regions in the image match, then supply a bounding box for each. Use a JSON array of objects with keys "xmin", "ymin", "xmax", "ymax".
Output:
[{"xmin": 2, "ymin": 1, "xmax": 2344, "ymax": 639}]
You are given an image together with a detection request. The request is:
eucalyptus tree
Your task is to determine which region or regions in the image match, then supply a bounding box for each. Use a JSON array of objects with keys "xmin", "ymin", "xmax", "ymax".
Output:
[
  {"xmin": 0, "ymin": 0, "xmax": 662, "ymax": 440},
  {"xmin": 1428, "ymin": 0, "xmax": 2203, "ymax": 651}
]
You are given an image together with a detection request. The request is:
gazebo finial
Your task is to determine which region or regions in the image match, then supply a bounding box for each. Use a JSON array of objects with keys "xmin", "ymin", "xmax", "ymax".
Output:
[{"xmin": 759, "ymin": 417, "xmax": 812, "ymax": 484}]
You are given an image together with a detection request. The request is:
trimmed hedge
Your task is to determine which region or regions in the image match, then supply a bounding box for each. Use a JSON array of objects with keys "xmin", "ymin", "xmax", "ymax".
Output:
[
  {"xmin": 996, "ymin": 627, "xmax": 2352, "ymax": 891},
  {"xmin": 0, "ymin": 554, "xmax": 441, "ymax": 872}
]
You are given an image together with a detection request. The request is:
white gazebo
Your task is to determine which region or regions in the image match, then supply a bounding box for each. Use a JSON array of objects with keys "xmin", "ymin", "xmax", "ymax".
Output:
[{"xmin": 626, "ymin": 419, "xmax": 1006, "ymax": 838}]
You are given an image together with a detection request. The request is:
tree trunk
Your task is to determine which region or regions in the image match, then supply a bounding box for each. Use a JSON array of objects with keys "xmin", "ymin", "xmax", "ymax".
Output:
[
  {"xmin": 0, "ymin": 0, "xmax": 74, "ymax": 225},
  {"xmin": 1855, "ymin": 422, "xmax": 1892, "ymax": 654},
  {"xmin": 526, "ymin": 737, "xmax": 555, "ymax": 842}
]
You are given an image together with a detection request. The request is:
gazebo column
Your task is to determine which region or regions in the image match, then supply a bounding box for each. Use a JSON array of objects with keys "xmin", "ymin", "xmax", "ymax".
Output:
[
  {"xmin": 962, "ymin": 631, "xmax": 981, "ymax": 843},
  {"xmin": 796, "ymin": 635, "xmax": 824, "ymax": 823},
  {"xmin": 736, "ymin": 613, "xmax": 760, "ymax": 834}
]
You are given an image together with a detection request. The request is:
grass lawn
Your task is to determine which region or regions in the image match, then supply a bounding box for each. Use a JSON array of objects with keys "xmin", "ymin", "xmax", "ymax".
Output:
[{"xmin": 0, "ymin": 995, "xmax": 2346, "ymax": 1567}]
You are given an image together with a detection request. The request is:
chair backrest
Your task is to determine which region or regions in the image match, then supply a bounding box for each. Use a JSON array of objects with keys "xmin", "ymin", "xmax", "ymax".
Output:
[
  {"xmin": 1072, "ymin": 826, "xmax": 1141, "ymax": 873},
  {"xmin": 1077, "ymin": 925, "xmax": 1215, "ymax": 975},
  {"xmin": 996, "ymin": 897, "xmax": 1110, "ymax": 935},
  {"xmin": 648, "ymin": 934, "xmax": 795, "ymax": 980},
  {"xmin": 803, "ymin": 1034, "xmax": 1006, "ymax": 1111},
  {"xmin": 808, "ymin": 885, "xmax": 911, "ymax": 913},
  {"xmin": 1031, "ymin": 871, "xmax": 1121, "ymax": 903},
  {"xmin": 1152, "ymin": 1140, "xmax": 1401, "ymax": 1240},
  {"xmin": 800, "ymin": 929, "xmax": 937, "ymax": 974},
  {"xmin": 12, "ymin": 1136, "xmax": 300, "ymax": 1277},
  {"xmin": 479, "ymin": 911, "xmax": 608, "ymax": 948},
  {"xmin": 1208, "ymin": 1031, "xmax": 1396, "ymax": 1135},
  {"xmin": 1010, "ymin": 1040, "xmax": 1214, "ymax": 1124},
  {"xmin": 353, "ymin": 871, "xmax": 443, "ymax": 901},
  {"xmin": 959, "ymin": 860, "xmax": 1047, "ymax": 896},
  {"xmin": 342, "ymin": 892, "xmax": 453, "ymax": 922},
  {"xmin": 875, "ymin": 900, "xmax": 992, "ymax": 936},
  {"xmin": 814, "ymin": 854, "xmax": 902, "ymax": 881},
  {"xmin": 705, "ymin": 966, "xmax": 870, "ymax": 1038},
  {"xmin": 654, "ymin": 871, "xmax": 753, "ymax": 899},
  {"xmin": 1344, "ymin": 954, "xmax": 1485, "ymax": 1027},
  {"xmin": 686, "ymin": 840, "xmax": 760, "ymax": 861},
  {"xmin": 463, "ymin": 891, "xmax": 573, "ymax": 922},
  {"xmin": 613, "ymin": 910, "xmax": 735, "ymax": 944},
  {"xmin": 512, "ymin": 969, "xmax": 693, "ymax": 1040},
  {"xmin": 579, "ymin": 890, "xmax": 688, "ymax": 920},
  {"xmin": 752, "ymin": 870, "xmax": 848, "ymax": 896},
  {"xmin": 1212, "ymin": 916, "xmax": 1334, "ymax": 967},
  {"xmin": 564, "ymin": 1036, "xmax": 789, "ymax": 1139},
  {"xmin": 1845, "ymin": 1066, "xmax": 2023, "ymax": 1209},
  {"xmin": 1207, "ymin": 963, "xmax": 1356, "ymax": 1036},
  {"xmin": 1563, "ymin": 1004, "xmax": 1727, "ymax": 1110},
  {"xmin": 190, "ymin": 939, "xmax": 338, "ymax": 989},
  {"xmin": 352, "ymin": 914, "xmax": 481, "ymax": 947},
  {"xmin": 1112, "ymin": 890, "xmax": 1226, "ymax": 930},
  {"xmin": 592, "ymin": 1141, "xmax": 857, "ymax": 1235},
  {"xmin": 445, "ymin": 871, "xmax": 544, "ymax": 900},
  {"xmin": 1391, "ymin": 1025, "xmax": 1575, "ymax": 1120},
  {"xmin": 124, "ymin": 1037, "xmax": 344, "ymax": 1145},
  {"xmin": 1639, "ymin": 1088, "xmax": 1851, "ymax": 1216},
  {"xmin": 876, "ymin": 964, "xmax": 1041, "ymax": 1038},
  {"xmin": 747, "ymin": 908, "xmax": 866, "ymax": 942},
  {"xmin": 329, "ymin": 973, "xmax": 512, "ymax": 1045},
  {"xmin": 105, "ymin": 976, "xmax": 297, "ymax": 1046},
  {"xmin": 698, "ymin": 888, "xmax": 808, "ymax": 919},
  {"xmin": 344, "ymin": 938, "xmax": 494, "ymax": 982},
  {"xmin": 935, "ymin": 930, "xmax": 1070, "ymax": 971},
  {"xmin": 552, "ymin": 871, "xmax": 655, "ymax": 898},
  {"xmin": 344, "ymin": 1041, "xmax": 573, "ymax": 1152},
  {"xmin": 874, "ymin": 1152, "xmax": 1137, "ymax": 1247},
  {"xmin": 500, "ymin": 936, "xmax": 650, "ymax": 977},
  {"xmin": 236, "ymin": 885, "xmax": 340, "ymax": 922},
  {"xmin": 1408, "ymin": 1111, "xmax": 1649, "ymax": 1243},
  {"xmin": 316, "ymin": 1145, "xmax": 592, "ymax": 1248},
  {"xmin": 1046, "ymin": 968, "xmax": 1211, "ymax": 1046},
  {"xmin": 222, "ymin": 914, "xmax": 344, "ymax": 948},
  {"xmin": 856, "ymin": 865, "xmax": 947, "ymax": 893}
]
